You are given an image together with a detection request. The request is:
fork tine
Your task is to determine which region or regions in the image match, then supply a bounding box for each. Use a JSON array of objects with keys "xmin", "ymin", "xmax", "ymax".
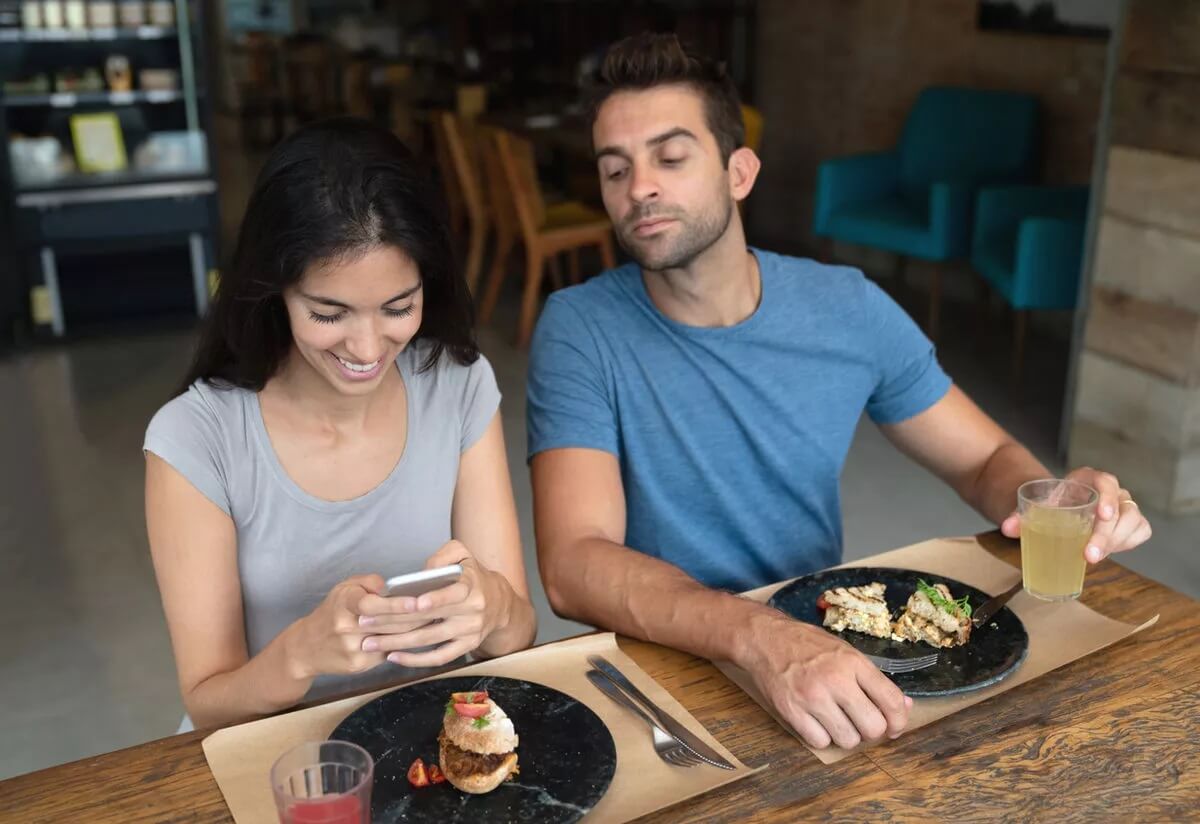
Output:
[
  {"xmin": 669, "ymin": 748, "xmax": 699, "ymax": 767},
  {"xmin": 893, "ymin": 655, "xmax": 938, "ymax": 673}
]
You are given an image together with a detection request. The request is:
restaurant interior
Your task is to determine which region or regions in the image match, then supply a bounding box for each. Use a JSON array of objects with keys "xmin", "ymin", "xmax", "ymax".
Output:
[{"xmin": 1, "ymin": 0, "xmax": 1198, "ymax": 815}]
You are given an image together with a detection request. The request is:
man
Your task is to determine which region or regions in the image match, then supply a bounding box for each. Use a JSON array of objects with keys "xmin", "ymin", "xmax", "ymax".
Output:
[{"xmin": 527, "ymin": 33, "xmax": 1151, "ymax": 750}]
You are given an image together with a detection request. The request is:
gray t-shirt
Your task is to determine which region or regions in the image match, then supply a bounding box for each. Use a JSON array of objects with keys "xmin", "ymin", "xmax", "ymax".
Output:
[{"xmin": 144, "ymin": 343, "xmax": 501, "ymax": 704}]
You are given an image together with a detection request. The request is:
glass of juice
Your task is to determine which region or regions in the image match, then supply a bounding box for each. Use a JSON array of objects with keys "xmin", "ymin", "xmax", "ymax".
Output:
[
  {"xmin": 271, "ymin": 740, "xmax": 373, "ymax": 824},
  {"xmin": 1018, "ymin": 479, "xmax": 1099, "ymax": 601}
]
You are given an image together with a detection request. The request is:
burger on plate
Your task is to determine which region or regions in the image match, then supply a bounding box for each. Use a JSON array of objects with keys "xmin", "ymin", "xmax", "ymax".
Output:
[{"xmin": 438, "ymin": 691, "xmax": 519, "ymax": 794}]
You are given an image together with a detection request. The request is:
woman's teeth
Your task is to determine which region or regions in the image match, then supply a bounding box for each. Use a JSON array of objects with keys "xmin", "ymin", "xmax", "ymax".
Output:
[{"xmin": 335, "ymin": 355, "xmax": 380, "ymax": 373}]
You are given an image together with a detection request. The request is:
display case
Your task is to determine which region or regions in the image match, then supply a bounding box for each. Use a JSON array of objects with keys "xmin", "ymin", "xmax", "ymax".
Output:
[{"xmin": 0, "ymin": 0, "xmax": 218, "ymax": 339}]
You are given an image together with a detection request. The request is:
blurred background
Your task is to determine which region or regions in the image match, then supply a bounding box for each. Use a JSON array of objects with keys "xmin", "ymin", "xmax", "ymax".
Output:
[{"xmin": 1, "ymin": 0, "xmax": 1198, "ymax": 780}]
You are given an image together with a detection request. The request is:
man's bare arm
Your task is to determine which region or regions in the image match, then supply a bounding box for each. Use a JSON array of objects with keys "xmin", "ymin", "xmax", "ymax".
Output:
[
  {"xmin": 532, "ymin": 447, "xmax": 776, "ymax": 667},
  {"xmin": 531, "ymin": 446, "xmax": 909, "ymax": 750}
]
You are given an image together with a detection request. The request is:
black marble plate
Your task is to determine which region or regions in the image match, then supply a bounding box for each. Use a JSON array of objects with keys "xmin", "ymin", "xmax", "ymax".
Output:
[
  {"xmin": 768, "ymin": 567, "xmax": 1028, "ymax": 697},
  {"xmin": 329, "ymin": 675, "xmax": 616, "ymax": 823}
]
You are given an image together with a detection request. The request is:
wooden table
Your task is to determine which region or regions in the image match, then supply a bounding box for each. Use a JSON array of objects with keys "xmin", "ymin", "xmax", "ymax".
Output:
[{"xmin": 2, "ymin": 533, "xmax": 1196, "ymax": 822}]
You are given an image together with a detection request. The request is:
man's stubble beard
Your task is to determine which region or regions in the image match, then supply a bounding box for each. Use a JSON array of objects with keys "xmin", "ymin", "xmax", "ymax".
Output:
[{"xmin": 617, "ymin": 193, "xmax": 735, "ymax": 272}]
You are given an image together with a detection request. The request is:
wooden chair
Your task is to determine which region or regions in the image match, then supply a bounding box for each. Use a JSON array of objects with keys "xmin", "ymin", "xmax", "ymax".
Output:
[
  {"xmin": 430, "ymin": 111, "xmax": 488, "ymax": 291},
  {"xmin": 741, "ymin": 103, "xmax": 764, "ymax": 153},
  {"xmin": 477, "ymin": 125, "xmax": 520, "ymax": 307},
  {"xmin": 341, "ymin": 57, "xmax": 373, "ymax": 120},
  {"xmin": 478, "ymin": 128, "xmax": 615, "ymax": 347},
  {"xmin": 738, "ymin": 103, "xmax": 764, "ymax": 218}
]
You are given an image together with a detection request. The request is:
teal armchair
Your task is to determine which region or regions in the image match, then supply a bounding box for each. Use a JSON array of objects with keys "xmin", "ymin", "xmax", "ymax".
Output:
[
  {"xmin": 814, "ymin": 87, "xmax": 1041, "ymax": 337},
  {"xmin": 971, "ymin": 184, "xmax": 1089, "ymax": 377}
]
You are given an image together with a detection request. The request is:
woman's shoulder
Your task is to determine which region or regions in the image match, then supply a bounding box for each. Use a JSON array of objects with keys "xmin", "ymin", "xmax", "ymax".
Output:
[
  {"xmin": 145, "ymin": 379, "xmax": 253, "ymax": 451},
  {"xmin": 398, "ymin": 342, "xmax": 495, "ymax": 397},
  {"xmin": 399, "ymin": 343, "xmax": 500, "ymax": 448}
]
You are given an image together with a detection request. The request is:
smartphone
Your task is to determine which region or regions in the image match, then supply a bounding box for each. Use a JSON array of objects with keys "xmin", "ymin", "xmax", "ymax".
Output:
[{"xmin": 384, "ymin": 564, "xmax": 463, "ymax": 598}]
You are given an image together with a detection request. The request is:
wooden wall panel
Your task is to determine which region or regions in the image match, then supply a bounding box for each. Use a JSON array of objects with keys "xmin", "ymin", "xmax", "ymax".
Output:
[
  {"xmin": 1073, "ymin": 352, "xmax": 1197, "ymax": 451},
  {"xmin": 1083, "ymin": 288, "xmax": 1200, "ymax": 387},
  {"xmin": 1120, "ymin": 0, "xmax": 1200, "ymax": 75},
  {"xmin": 1093, "ymin": 215, "xmax": 1200, "ymax": 314},
  {"xmin": 1111, "ymin": 70, "xmax": 1200, "ymax": 158},
  {"xmin": 1104, "ymin": 147, "xmax": 1200, "ymax": 238},
  {"xmin": 1069, "ymin": 420, "xmax": 1177, "ymax": 511}
]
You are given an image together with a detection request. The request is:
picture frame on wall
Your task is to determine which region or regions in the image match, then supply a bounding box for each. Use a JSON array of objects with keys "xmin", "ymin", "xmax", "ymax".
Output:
[
  {"xmin": 978, "ymin": 0, "xmax": 1116, "ymax": 38},
  {"xmin": 69, "ymin": 112, "xmax": 128, "ymax": 174}
]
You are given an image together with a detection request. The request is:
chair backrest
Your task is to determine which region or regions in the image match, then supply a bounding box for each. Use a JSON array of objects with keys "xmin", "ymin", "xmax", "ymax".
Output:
[
  {"xmin": 492, "ymin": 129, "xmax": 546, "ymax": 242},
  {"xmin": 741, "ymin": 103, "xmax": 764, "ymax": 153},
  {"xmin": 430, "ymin": 110, "xmax": 465, "ymax": 230},
  {"xmin": 433, "ymin": 111, "xmax": 485, "ymax": 225},
  {"xmin": 476, "ymin": 127, "xmax": 516, "ymax": 238},
  {"xmin": 341, "ymin": 58, "xmax": 372, "ymax": 119},
  {"xmin": 898, "ymin": 87, "xmax": 1039, "ymax": 194}
]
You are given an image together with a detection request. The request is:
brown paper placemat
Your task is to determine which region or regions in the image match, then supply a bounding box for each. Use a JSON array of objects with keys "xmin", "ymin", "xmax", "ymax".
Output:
[
  {"xmin": 714, "ymin": 535, "xmax": 1159, "ymax": 764},
  {"xmin": 203, "ymin": 632, "xmax": 759, "ymax": 822}
]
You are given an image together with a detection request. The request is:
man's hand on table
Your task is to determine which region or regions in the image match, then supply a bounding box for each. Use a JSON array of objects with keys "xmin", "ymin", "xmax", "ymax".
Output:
[
  {"xmin": 744, "ymin": 614, "xmax": 911, "ymax": 750},
  {"xmin": 999, "ymin": 467, "xmax": 1152, "ymax": 563}
]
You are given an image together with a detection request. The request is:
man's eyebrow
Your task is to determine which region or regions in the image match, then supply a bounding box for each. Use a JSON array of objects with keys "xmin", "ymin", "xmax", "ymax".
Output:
[
  {"xmin": 594, "ymin": 127, "xmax": 699, "ymax": 161},
  {"xmin": 646, "ymin": 127, "xmax": 698, "ymax": 147},
  {"xmin": 595, "ymin": 145, "xmax": 631, "ymax": 162}
]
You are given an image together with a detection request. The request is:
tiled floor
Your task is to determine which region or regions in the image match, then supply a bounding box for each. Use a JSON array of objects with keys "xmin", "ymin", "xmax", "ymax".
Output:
[{"xmin": 2, "ymin": 283, "xmax": 1196, "ymax": 781}]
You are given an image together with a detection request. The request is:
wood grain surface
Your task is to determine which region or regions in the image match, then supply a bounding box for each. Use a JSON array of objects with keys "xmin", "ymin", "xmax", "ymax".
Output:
[{"xmin": 2, "ymin": 533, "xmax": 1196, "ymax": 823}]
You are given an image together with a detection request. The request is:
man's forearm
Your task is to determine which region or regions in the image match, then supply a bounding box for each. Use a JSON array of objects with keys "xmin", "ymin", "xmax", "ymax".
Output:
[
  {"xmin": 541, "ymin": 536, "xmax": 786, "ymax": 668},
  {"xmin": 967, "ymin": 441, "xmax": 1051, "ymax": 524}
]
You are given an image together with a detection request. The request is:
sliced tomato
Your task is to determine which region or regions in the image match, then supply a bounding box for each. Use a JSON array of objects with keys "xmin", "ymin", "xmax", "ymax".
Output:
[
  {"xmin": 449, "ymin": 691, "xmax": 489, "ymax": 704},
  {"xmin": 407, "ymin": 758, "xmax": 429, "ymax": 788},
  {"xmin": 428, "ymin": 764, "xmax": 447, "ymax": 785},
  {"xmin": 816, "ymin": 595, "xmax": 829, "ymax": 611},
  {"xmin": 452, "ymin": 701, "xmax": 490, "ymax": 718}
]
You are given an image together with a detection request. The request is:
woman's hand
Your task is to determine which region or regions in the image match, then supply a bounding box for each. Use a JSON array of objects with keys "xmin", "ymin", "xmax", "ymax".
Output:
[
  {"xmin": 284, "ymin": 574, "xmax": 390, "ymax": 680},
  {"xmin": 355, "ymin": 540, "xmax": 516, "ymax": 667}
]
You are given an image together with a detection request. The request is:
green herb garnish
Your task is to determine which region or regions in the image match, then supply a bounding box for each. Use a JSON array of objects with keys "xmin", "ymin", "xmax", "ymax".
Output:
[
  {"xmin": 472, "ymin": 716, "xmax": 490, "ymax": 729},
  {"xmin": 917, "ymin": 579, "xmax": 972, "ymax": 618},
  {"xmin": 445, "ymin": 699, "xmax": 455, "ymax": 716}
]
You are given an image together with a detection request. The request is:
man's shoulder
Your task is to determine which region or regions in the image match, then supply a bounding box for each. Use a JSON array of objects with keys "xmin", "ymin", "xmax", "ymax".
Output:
[
  {"xmin": 544, "ymin": 261, "xmax": 641, "ymax": 319},
  {"xmin": 757, "ymin": 249, "xmax": 870, "ymax": 298}
]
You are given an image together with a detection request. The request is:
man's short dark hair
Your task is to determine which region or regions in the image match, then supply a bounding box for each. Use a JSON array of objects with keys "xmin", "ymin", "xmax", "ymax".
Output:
[{"xmin": 589, "ymin": 32, "xmax": 745, "ymax": 166}]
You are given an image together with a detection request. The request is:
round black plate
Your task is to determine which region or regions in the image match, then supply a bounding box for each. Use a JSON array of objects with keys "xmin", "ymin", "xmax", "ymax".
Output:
[
  {"xmin": 330, "ymin": 675, "xmax": 616, "ymax": 823},
  {"xmin": 768, "ymin": 567, "xmax": 1029, "ymax": 697}
]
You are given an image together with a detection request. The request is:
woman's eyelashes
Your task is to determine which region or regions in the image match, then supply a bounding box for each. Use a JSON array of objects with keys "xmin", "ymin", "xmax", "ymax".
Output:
[
  {"xmin": 307, "ymin": 305, "xmax": 414, "ymax": 325},
  {"xmin": 308, "ymin": 310, "xmax": 344, "ymax": 324}
]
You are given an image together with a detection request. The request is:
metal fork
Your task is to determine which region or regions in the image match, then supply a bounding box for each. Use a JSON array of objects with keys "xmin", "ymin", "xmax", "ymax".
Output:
[
  {"xmin": 586, "ymin": 670, "xmax": 703, "ymax": 768},
  {"xmin": 864, "ymin": 651, "xmax": 940, "ymax": 673}
]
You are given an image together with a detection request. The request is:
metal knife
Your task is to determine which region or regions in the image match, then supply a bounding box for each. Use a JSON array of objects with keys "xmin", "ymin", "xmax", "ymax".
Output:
[
  {"xmin": 586, "ymin": 654, "xmax": 735, "ymax": 770},
  {"xmin": 972, "ymin": 579, "xmax": 1023, "ymax": 628}
]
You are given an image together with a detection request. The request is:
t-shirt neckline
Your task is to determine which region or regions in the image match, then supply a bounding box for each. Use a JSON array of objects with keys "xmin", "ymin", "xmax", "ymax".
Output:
[
  {"xmin": 250, "ymin": 355, "xmax": 415, "ymax": 513},
  {"xmin": 631, "ymin": 247, "xmax": 769, "ymax": 336}
]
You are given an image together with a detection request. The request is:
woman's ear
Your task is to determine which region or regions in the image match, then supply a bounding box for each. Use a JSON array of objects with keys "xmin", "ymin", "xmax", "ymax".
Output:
[{"xmin": 728, "ymin": 146, "xmax": 761, "ymax": 202}]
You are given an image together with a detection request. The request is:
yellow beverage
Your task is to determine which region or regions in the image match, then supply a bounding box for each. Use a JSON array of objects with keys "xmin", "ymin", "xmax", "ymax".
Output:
[{"xmin": 1020, "ymin": 505, "xmax": 1091, "ymax": 600}]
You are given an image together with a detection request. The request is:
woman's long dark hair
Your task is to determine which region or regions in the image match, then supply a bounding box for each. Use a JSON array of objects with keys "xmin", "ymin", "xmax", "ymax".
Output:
[{"xmin": 180, "ymin": 117, "xmax": 478, "ymax": 394}]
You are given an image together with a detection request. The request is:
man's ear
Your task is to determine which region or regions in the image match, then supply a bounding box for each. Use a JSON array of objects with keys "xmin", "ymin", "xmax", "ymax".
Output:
[{"xmin": 728, "ymin": 146, "xmax": 761, "ymax": 202}]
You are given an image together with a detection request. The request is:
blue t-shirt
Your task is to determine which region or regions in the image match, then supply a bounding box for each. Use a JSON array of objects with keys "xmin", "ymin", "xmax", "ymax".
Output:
[{"xmin": 526, "ymin": 249, "xmax": 951, "ymax": 592}]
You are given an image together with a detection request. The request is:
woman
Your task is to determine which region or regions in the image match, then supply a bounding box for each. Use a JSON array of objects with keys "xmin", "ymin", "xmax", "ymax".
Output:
[{"xmin": 144, "ymin": 118, "xmax": 536, "ymax": 730}]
